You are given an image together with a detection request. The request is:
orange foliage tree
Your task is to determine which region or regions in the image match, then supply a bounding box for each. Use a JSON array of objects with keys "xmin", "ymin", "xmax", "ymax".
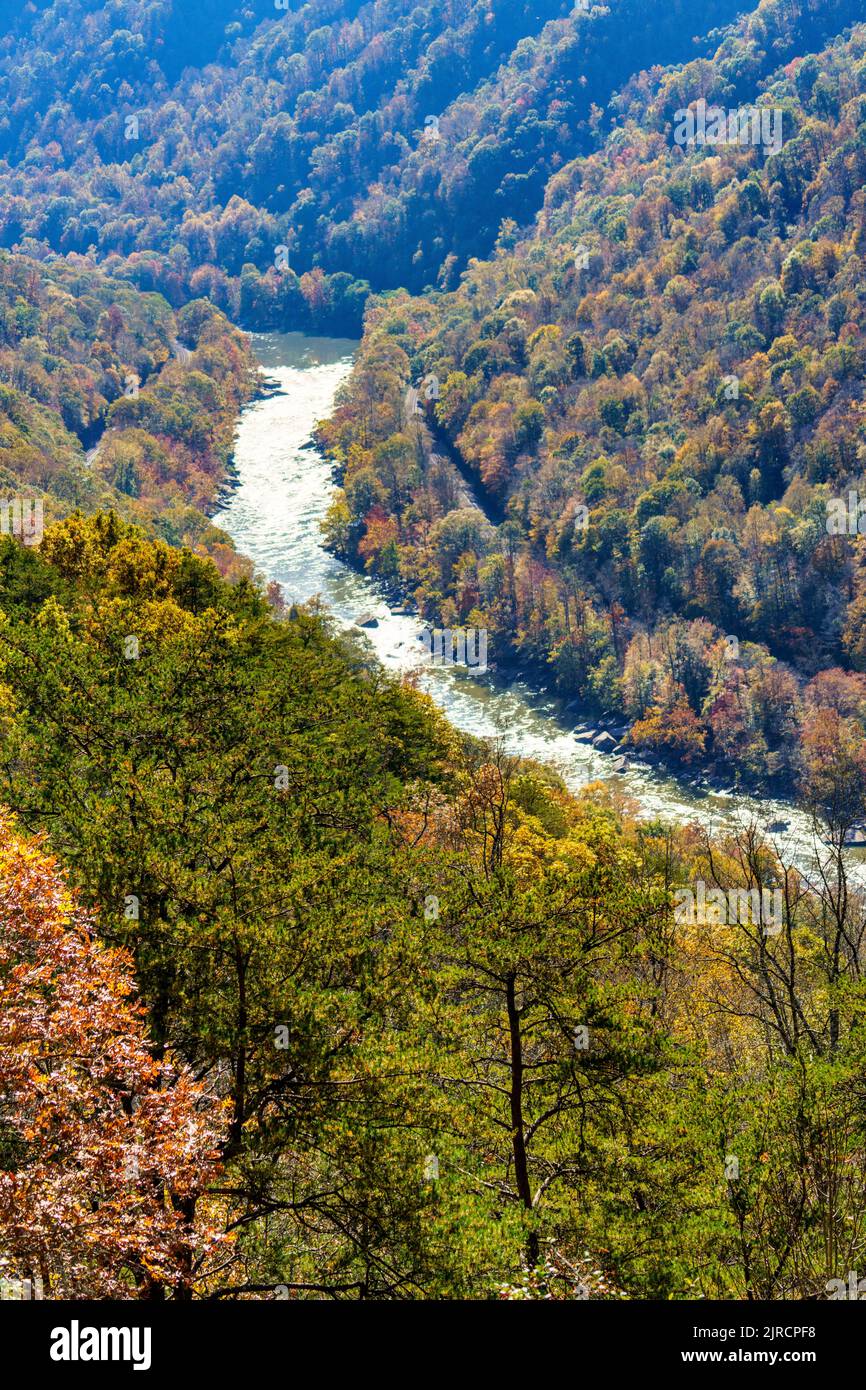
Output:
[
  {"xmin": 0, "ymin": 813, "xmax": 227, "ymax": 1298},
  {"xmin": 630, "ymin": 693, "xmax": 707, "ymax": 764}
]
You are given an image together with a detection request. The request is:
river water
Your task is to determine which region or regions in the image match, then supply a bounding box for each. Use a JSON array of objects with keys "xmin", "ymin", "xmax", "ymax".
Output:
[{"xmin": 212, "ymin": 331, "xmax": 846, "ymax": 874}]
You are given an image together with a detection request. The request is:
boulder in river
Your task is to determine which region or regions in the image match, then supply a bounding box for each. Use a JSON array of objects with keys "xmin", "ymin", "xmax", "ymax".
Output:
[
  {"xmin": 611, "ymin": 755, "xmax": 628, "ymax": 773},
  {"xmin": 356, "ymin": 613, "xmax": 380, "ymax": 628},
  {"xmin": 592, "ymin": 730, "xmax": 618, "ymax": 752}
]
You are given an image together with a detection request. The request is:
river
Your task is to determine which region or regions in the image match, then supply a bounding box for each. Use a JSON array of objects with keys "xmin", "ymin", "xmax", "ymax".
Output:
[{"xmin": 212, "ymin": 331, "xmax": 852, "ymax": 877}]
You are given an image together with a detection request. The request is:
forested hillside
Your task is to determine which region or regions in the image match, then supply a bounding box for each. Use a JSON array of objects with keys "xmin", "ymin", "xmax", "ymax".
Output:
[
  {"xmin": 2, "ymin": 514, "xmax": 866, "ymax": 1299},
  {"xmin": 5, "ymin": 0, "xmax": 866, "ymax": 1317},
  {"xmin": 323, "ymin": 6, "xmax": 866, "ymax": 790},
  {"xmin": 0, "ymin": 251, "xmax": 255, "ymax": 570},
  {"xmin": 0, "ymin": 0, "xmax": 758, "ymax": 321}
]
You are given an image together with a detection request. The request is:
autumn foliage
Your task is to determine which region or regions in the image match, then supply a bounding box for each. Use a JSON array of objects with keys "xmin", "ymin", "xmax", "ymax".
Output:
[
  {"xmin": 319, "ymin": 11, "xmax": 866, "ymax": 791},
  {"xmin": 0, "ymin": 813, "xmax": 226, "ymax": 1298}
]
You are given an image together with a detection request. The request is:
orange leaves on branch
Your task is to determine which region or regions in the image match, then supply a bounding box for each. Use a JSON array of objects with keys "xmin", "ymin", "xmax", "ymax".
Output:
[
  {"xmin": 358, "ymin": 505, "xmax": 399, "ymax": 571},
  {"xmin": 0, "ymin": 812, "xmax": 227, "ymax": 1298},
  {"xmin": 799, "ymin": 707, "xmax": 866, "ymax": 832},
  {"xmin": 630, "ymin": 693, "xmax": 707, "ymax": 764}
]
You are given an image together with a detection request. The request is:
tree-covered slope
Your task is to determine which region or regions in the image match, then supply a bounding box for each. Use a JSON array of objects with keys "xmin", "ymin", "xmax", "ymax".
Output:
[
  {"xmin": 7, "ymin": 0, "xmax": 866, "ymax": 1310},
  {"xmin": 3, "ymin": 513, "xmax": 866, "ymax": 1299},
  {"xmin": 0, "ymin": 251, "xmax": 255, "ymax": 571},
  {"xmin": 0, "ymin": 0, "xmax": 760, "ymax": 316},
  {"xmin": 320, "ymin": 7, "xmax": 866, "ymax": 789}
]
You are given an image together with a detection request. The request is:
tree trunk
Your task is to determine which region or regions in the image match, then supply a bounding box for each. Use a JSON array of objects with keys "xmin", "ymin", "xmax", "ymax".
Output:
[{"xmin": 506, "ymin": 972, "xmax": 538, "ymax": 1268}]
